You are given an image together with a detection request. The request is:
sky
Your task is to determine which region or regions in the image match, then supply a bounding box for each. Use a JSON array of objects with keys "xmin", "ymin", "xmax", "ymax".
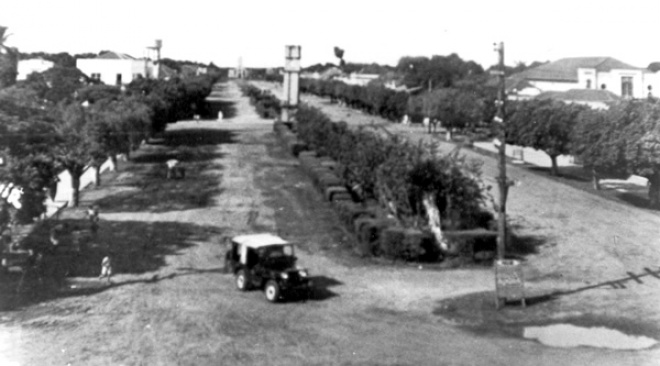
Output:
[{"xmin": 2, "ymin": 0, "xmax": 660, "ymax": 70}]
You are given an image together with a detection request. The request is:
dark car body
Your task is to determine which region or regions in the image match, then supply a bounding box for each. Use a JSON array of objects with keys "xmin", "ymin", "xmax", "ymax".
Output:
[{"xmin": 225, "ymin": 233, "xmax": 312, "ymax": 302}]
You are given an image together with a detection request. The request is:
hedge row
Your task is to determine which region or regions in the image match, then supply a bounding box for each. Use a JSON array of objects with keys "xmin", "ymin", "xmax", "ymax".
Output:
[
  {"xmin": 240, "ymin": 84, "xmax": 281, "ymax": 119},
  {"xmin": 273, "ymin": 121, "xmax": 442, "ymax": 262}
]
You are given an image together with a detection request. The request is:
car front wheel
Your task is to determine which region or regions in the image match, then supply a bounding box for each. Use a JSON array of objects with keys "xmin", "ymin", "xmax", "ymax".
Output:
[
  {"xmin": 265, "ymin": 280, "xmax": 280, "ymax": 303},
  {"xmin": 236, "ymin": 270, "xmax": 249, "ymax": 291}
]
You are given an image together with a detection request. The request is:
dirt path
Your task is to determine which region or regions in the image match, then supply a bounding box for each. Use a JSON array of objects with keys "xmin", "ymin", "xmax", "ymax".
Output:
[{"xmin": 0, "ymin": 82, "xmax": 657, "ymax": 365}]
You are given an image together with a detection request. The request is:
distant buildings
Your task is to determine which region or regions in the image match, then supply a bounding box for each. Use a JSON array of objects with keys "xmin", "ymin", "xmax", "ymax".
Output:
[
  {"xmin": 76, "ymin": 51, "xmax": 158, "ymax": 85},
  {"xmin": 17, "ymin": 58, "xmax": 54, "ymax": 80},
  {"xmin": 507, "ymin": 57, "xmax": 660, "ymax": 107}
]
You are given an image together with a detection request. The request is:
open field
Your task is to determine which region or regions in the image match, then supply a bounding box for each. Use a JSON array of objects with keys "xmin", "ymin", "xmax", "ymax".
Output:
[{"xmin": 0, "ymin": 82, "xmax": 659, "ymax": 365}]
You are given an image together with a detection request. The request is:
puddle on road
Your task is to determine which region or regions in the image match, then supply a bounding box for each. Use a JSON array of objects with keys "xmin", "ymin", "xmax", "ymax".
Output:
[{"xmin": 523, "ymin": 323, "xmax": 658, "ymax": 350}]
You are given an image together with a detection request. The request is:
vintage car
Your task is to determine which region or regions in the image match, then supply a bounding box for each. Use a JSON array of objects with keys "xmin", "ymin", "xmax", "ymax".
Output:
[{"xmin": 225, "ymin": 233, "xmax": 312, "ymax": 302}]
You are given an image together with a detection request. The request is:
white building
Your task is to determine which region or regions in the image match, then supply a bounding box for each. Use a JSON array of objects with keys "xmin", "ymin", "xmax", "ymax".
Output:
[
  {"xmin": 336, "ymin": 72, "xmax": 380, "ymax": 86},
  {"xmin": 17, "ymin": 58, "xmax": 54, "ymax": 80},
  {"xmin": 76, "ymin": 51, "xmax": 157, "ymax": 85},
  {"xmin": 507, "ymin": 57, "xmax": 654, "ymax": 100}
]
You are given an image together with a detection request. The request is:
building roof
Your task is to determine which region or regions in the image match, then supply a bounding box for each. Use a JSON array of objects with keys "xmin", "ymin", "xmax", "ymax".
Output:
[
  {"xmin": 515, "ymin": 57, "xmax": 640, "ymax": 82},
  {"xmin": 95, "ymin": 51, "xmax": 136, "ymax": 60},
  {"xmin": 536, "ymin": 89, "xmax": 621, "ymax": 103}
]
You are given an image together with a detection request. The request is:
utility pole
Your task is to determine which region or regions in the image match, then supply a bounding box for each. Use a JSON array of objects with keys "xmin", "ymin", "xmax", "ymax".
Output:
[{"xmin": 493, "ymin": 41, "xmax": 508, "ymax": 260}]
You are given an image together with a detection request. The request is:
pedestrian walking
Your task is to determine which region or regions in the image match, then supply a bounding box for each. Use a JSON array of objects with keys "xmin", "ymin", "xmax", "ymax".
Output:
[
  {"xmin": 99, "ymin": 255, "xmax": 113, "ymax": 283},
  {"xmin": 88, "ymin": 205, "xmax": 100, "ymax": 234},
  {"xmin": 166, "ymin": 159, "xmax": 179, "ymax": 179}
]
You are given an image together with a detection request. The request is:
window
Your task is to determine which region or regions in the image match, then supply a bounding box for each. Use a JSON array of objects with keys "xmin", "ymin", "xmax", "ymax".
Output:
[
  {"xmin": 586, "ymin": 80, "xmax": 592, "ymax": 89},
  {"xmin": 90, "ymin": 73, "xmax": 101, "ymax": 81},
  {"xmin": 621, "ymin": 76, "xmax": 633, "ymax": 98}
]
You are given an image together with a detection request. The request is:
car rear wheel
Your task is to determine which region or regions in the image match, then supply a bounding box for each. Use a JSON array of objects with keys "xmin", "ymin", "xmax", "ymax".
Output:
[
  {"xmin": 236, "ymin": 270, "xmax": 249, "ymax": 291},
  {"xmin": 265, "ymin": 280, "xmax": 280, "ymax": 303}
]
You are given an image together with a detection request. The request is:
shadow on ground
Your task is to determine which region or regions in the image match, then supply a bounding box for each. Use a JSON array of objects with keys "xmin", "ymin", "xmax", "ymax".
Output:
[
  {"xmin": 0, "ymin": 219, "xmax": 227, "ymax": 311},
  {"xmin": 95, "ymin": 128, "xmax": 237, "ymax": 213},
  {"xmin": 308, "ymin": 275, "xmax": 342, "ymax": 301},
  {"xmin": 203, "ymin": 100, "xmax": 238, "ymax": 120}
]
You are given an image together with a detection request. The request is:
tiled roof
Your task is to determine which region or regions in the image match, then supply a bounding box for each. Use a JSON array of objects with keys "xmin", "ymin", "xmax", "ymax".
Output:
[
  {"xmin": 515, "ymin": 57, "xmax": 640, "ymax": 82},
  {"xmin": 536, "ymin": 89, "xmax": 621, "ymax": 102},
  {"xmin": 96, "ymin": 51, "xmax": 135, "ymax": 60}
]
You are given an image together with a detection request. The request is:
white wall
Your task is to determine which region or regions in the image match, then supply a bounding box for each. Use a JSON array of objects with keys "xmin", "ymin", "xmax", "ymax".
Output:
[
  {"xmin": 77, "ymin": 59, "xmax": 152, "ymax": 85},
  {"xmin": 17, "ymin": 59, "xmax": 54, "ymax": 80},
  {"xmin": 53, "ymin": 157, "xmax": 116, "ymax": 206},
  {"xmin": 596, "ymin": 69, "xmax": 644, "ymax": 98},
  {"xmin": 529, "ymin": 80, "xmax": 579, "ymax": 92}
]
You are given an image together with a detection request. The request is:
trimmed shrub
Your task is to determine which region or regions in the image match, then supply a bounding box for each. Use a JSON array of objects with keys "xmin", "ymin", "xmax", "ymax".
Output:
[
  {"xmin": 335, "ymin": 202, "xmax": 374, "ymax": 227},
  {"xmin": 298, "ymin": 151, "xmax": 317, "ymax": 159},
  {"xmin": 273, "ymin": 121, "xmax": 288, "ymax": 134},
  {"xmin": 444, "ymin": 230, "xmax": 497, "ymax": 260},
  {"xmin": 317, "ymin": 173, "xmax": 343, "ymax": 190},
  {"xmin": 325, "ymin": 186, "xmax": 349, "ymax": 201},
  {"xmin": 379, "ymin": 226, "xmax": 407, "ymax": 259},
  {"xmin": 357, "ymin": 218, "xmax": 391, "ymax": 256},
  {"xmin": 299, "ymin": 156, "xmax": 321, "ymax": 173},
  {"xmin": 331, "ymin": 192, "xmax": 353, "ymax": 202},
  {"xmin": 290, "ymin": 141, "xmax": 308, "ymax": 157}
]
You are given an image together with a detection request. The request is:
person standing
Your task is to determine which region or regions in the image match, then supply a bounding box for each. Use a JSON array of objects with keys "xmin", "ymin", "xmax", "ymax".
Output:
[
  {"xmin": 99, "ymin": 255, "xmax": 113, "ymax": 284},
  {"xmin": 88, "ymin": 205, "xmax": 100, "ymax": 234}
]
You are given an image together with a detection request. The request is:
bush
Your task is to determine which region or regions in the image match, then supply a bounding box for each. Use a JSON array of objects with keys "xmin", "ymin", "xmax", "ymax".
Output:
[
  {"xmin": 240, "ymin": 84, "xmax": 281, "ymax": 119},
  {"xmin": 444, "ymin": 230, "xmax": 497, "ymax": 259},
  {"xmin": 379, "ymin": 226, "xmax": 407, "ymax": 259}
]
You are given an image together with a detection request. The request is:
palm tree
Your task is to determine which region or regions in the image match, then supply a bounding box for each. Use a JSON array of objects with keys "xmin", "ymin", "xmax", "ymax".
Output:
[{"xmin": 0, "ymin": 25, "xmax": 18, "ymax": 89}]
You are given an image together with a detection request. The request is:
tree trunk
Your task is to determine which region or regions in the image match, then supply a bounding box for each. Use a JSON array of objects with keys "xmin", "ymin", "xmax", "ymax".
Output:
[
  {"xmin": 94, "ymin": 165, "xmax": 101, "ymax": 187},
  {"xmin": 592, "ymin": 167, "xmax": 601, "ymax": 190},
  {"xmin": 110, "ymin": 154, "xmax": 118, "ymax": 172},
  {"xmin": 550, "ymin": 155, "xmax": 559, "ymax": 176},
  {"xmin": 422, "ymin": 192, "xmax": 448, "ymax": 253},
  {"xmin": 70, "ymin": 171, "xmax": 81, "ymax": 207},
  {"xmin": 648, "ymin": 171, "xmax": 660, "ymax": 208}
]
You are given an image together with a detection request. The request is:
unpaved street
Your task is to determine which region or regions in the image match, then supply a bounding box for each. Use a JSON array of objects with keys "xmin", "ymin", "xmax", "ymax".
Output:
[{"xmin": 0, "ymin": 82, "xmax": 658, "ymax": 366}]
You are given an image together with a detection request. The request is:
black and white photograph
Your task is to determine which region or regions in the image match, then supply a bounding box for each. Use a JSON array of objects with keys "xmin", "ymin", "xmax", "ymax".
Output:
[{"xmin": 1, "ymin": 0, "xmax": 660, "ymax": 365}]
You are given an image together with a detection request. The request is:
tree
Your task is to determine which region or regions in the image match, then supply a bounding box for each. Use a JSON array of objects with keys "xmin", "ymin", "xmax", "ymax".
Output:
[
  {"xmin": 0, "ymin": 25, "xmax": 18, "ymax": 89},
  {"xmin": 334, "ymin": 47, "xmax": 345, "ymax": 68},
  {"xmin": 618, "ymin": 101, "xmax": 660, "ymax": 206},
  {"xmin": 507, "ymin": 99, "xmax": 585, "ymax": 176},
  {"xmin": 53, "ymin": 104, "xmax": 94, "ymax": 207},
  {"xmin": 572, "ymin": 108, "xmax": 626, "ymax": 189}
]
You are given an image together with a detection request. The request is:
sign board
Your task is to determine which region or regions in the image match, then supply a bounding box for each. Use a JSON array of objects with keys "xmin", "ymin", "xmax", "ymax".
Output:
[{"xmin": 495, "ymin": 259, "xmax": 526, "ymax": 308}]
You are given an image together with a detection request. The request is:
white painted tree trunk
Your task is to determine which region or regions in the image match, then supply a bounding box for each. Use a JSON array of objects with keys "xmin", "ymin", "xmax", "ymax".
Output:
[{"xmin": 422, "ymin": 192, "xmax": 448, "ymax": 252}]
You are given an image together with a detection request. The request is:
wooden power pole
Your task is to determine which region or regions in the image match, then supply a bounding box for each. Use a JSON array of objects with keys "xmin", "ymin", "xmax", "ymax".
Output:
[{"xmin": 494, "ymin": 41, "xmax": 508, "ymax": 260}]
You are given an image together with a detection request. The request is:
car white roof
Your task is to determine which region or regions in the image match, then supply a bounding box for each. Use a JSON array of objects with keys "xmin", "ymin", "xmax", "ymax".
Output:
[{"xmin": 232, "ymin": 233, "xmax": 289, "ymax": 248}]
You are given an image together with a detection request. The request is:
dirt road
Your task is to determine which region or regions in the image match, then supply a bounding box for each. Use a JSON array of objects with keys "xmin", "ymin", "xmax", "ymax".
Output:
[{"xmin": 0, "ymin": 82, "xmax": 658, "ymax": 366}]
